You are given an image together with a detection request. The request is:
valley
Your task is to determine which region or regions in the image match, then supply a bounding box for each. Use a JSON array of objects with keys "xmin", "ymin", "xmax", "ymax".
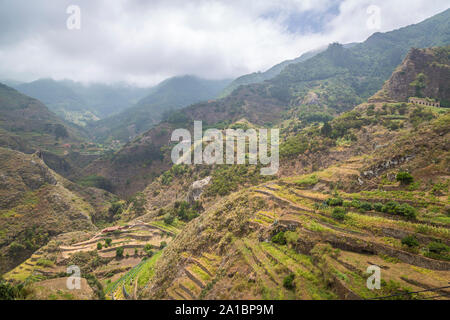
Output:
[{"xmin": 0, "ymin": 6, "xmax": 449, "ymax": 302}]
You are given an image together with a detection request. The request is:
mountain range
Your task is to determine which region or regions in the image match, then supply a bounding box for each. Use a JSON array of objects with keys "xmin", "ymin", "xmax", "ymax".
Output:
[{"xmin": 0, "ymin": 8, "xmax": 449, "ymax": 301}]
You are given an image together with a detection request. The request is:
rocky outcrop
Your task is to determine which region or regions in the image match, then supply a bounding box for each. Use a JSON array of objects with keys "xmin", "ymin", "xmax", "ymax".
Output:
[
  {"xmin": 186, "ymin": 176, "xmax": 211, "ymax": 204},
  {"xmin": 362, "ymin": 154, "xmax": 414, "ymax": 179},
  {"xmin": 371, "ymin": 47, "xmax": 450, "ymax": 104}
]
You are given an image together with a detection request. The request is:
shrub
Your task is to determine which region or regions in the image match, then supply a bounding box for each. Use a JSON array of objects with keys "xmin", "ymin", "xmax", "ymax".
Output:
[
  {"xmin": 401, "ymin": 235, "xmax": 419, "ymax": 247},
  {"xmin": 373, "ymin": 202, "xmax": 383, "ymax": 212},
  {"xmin": 77, "ymin": 175, "xmax": 114, "ymax": 192},
  {"xmin": 8, "ymin": 241, "xmax": 26, "ymax": 256},
  {"xmin": 397, "ymin": 203, "xmax": 417, "ymax": 220},
  {"xmin": 108, "ymin": 202, "xmax": 123, "ymax": 219},
  {"xmin": 97, "ymin": 242, "xmax": 102, "ymax": 250},
  {"xmin": 381, "ymin": 201, "xmax": 417, "ymax": 219},
  {"xmin": 160, "ymin": 241, "xmax": 167, "ymax": 249},
  {"xmin": 36, "ymin": 258, "xmax": 54, "ymax": 267},
  {"xmin": 325, "ymin": 197, "xmax": 343, "ymax": 206},
  {"xmin": 350, "ymin": 199, "xmax": 361, "ymax": 208},
  {"xmin": 396, "ymin": 172, "xmax": 414, "ymax": 185},
  {"xmin": 332, "ymin": 207, "xmax": 346, "ymax": 220},
  {"xmin": 115, "ymin": 247, "xmax": 124, "ymax": 258},
  {"xmin": 163, "ymin": 213, "xmax": 175, "ymax": 225},
  {"xmin": 359, "ymin": 201, "xmax": 373, "ymax": 211},
  {"xmin": 104, "ymin": 238, "xmax": 112, "ymax": 247},
  {"xmin": 271, "ymin": 232, "xmax": 287, "ymax": 245},
  {"xmin": 428, "ymin": 241, "xmax": 449, "ymax": 255},
  {"xmin": 283, "ymin": 273, "xmax": 295, "ymax": 289}
]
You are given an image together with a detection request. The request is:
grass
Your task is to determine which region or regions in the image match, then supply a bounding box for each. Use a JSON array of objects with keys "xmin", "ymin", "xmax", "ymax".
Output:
[{"xmin": 137, "ymin": 250, "xmax": 163, "ymax": 287}]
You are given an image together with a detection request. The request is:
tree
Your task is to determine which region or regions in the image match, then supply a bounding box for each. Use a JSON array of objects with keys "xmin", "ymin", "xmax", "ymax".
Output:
[
  {"xmin": 401, "ymin": 236, "xmax": 419, "ymax": 247},
  {"xmin": 105, "ymin": 238, "xmax": 112, "ymax": 247},
  {"xmin": 332, "ymin": 207, "xmax": 346, "ymax": 220},
  {"xmin": 54, "ymin": 124, "xmax": 69, "ymax": 140},
  {"xmin": 321, "ymin": 122, "xmax": 332, "ymax": 137},
  {"xmin": 409, "ymin": 73, "xmax": 427, "ymax": 97},
  {"xmin": 396, "ymin": 172, "xmax": 414, "ymax": 185},
  {"xmin": 97, "ymin": 242, "xmax": 102, "ymax": 250},
  {"xmin": 116, "ymin": 247, "xmax": 124, "ymax": 258},
  {"xmin": 283, "ymin": 273, "xmax": 295, "ymax": 290},
  {"xmin": 271, "ymin": 232, "xmax": 287, "ymax": 245},
  {"xmin": 163, "ymin": 213, "xmax": 174, "ymax": 225}
]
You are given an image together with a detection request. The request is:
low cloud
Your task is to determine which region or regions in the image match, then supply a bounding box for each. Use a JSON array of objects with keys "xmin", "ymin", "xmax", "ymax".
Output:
[{"xmin": 0, "ymin": 0, "xmax": 448, "ymax": 86}]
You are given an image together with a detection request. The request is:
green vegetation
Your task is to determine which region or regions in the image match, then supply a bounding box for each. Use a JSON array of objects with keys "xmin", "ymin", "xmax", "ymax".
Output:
[
  {"xmin": 396, "ymin": 172, "xmax": 414, "ymax": 185},
  {"xmin": 325, "ymin": 197, "xmax": 343, "ymax": 206},
  {"xmin": 282, "ymin": 273, "xmax": 295, "ymax": 290},
  {"xmin": 380, "ymin": 201, "xmax": 417, "ymax": 220},
  {"xmin": 425, "ymin": 241, "xmax": 450, "ymax": 260},
  {"xmin": 77, "ymin": 175, "xmax": 114, "ymax": 193},
  {"xmin": 332, "ymin": 207, "xmax": 347, "ymax": 220},
  {"xmin": 409, "ymin": 73, "xmax": 427, "ymax": 97},
  {"xmin": 162, "ymin": 200, "xmax": 201, "ymax": 223},
  {"xmin": 206, "ymin": 165, "xmax": 271, "ymax": 197},
  {"xmin": 271, "ymin": 232, "xmax": 287, "ymax": 245},
  {"xmin": 0, "ymin": 278, "xmax": 27, "ymax": 300},
  {"xmin": 401, "ymin": 235, "xmax": 419, "ymax": 248},
  {"xmin": 115, "ymin": 247, "xmax": 124, "ymax": 259},
  {"xmin": 104, "ymin": 238, "xmax": 112, "ymax": 247},
  {"xmin": 294, "ymin": 174, "xmax": 318, "ymax": 188}
]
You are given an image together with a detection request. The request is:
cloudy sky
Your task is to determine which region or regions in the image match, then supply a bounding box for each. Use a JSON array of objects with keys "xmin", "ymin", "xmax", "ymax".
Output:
[{"xmin": 0, "ymin": 0, "xmax": 448, "ymax": 86}]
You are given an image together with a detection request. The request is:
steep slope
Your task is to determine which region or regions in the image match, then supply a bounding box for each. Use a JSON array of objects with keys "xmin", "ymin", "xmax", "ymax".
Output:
[
  {"xmin": 13, "ymin": 79, "xmax": 93, "ymax": 126},
  {"xmin": 370, "ymin": 46, "xmax": 450, "ymax": 104},
  {"xmin": 219, "ymin": 43, "xmax": 358, "ymax": 99},
  {"xmin": 0, "ymin": 82, "xmax": 102, "ymax": 178},
  {"xmin": 90, "ymin": 75, "xmax": 231, "ymax": 143},
  {"xmin": 0, "ymin": 147, "xmax": 97, "ymax": 274},
  {"xmin": 4, "ymin": 42, "xmax": 450, "ymax": 300},
  {"xmin": 0, "ymin": 83, "xmax": 86, "ymax": 152},
  {"xmin": 83, "ymin": 9, "xmax": 450, "ymax": 197},
  {"xmin": 218, "ymin": 47, "xmax": 325, "ymax": 98},
  {"xmin": 138, "ymin": 47, "xmax": 450, "ymax": 301}
]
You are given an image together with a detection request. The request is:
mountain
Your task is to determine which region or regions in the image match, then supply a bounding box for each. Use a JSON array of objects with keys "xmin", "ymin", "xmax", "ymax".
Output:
[
  {"xmin": 7, "ymin": 43, "xmax": 449, "ymax": 300},
  {"xmin": 13, "ymin": 79, "xmax": 150, "ymax": 126},
  {"xmin": 89, "ymin": 75, "xmax": 231, "ymax": 143},
  {"xmin": 218, "ymin": 43, "xmax": 357, "ymax": 99},
  {"xmin": 138, "ymin": 45, "xmax": 450, "ymax": 300},
  {"xmin": 0, "ymin": 148, "xmax": 96, "ymax": 274},
  {"xmin": 61, "ymin": 80, "xmax": 150, "ymax": 118},
  {"xmin": 0, "ymin": 82, "xmax": 85, "ymax": 151},
  {"xmin": 218, "ymin": 48, "xmax": 325, "ymax": 98},
  {"xmin": 370, "ymin": 46, "xmax": 450, "ymax": 105},
  {"xmin": 0, "ymin": 82, "xmax": 105, "ymax": 179},
  {"xmin": 82, "ymin": 9, "xmax": 450, "ymax": 197}
]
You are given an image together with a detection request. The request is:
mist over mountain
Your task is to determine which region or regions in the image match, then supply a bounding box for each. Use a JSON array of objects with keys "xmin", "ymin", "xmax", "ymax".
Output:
[
  {"xmin": 89, "ymin": 75, "xmax": 231, "ymax": 142},
  {"xmin": 13, "ymin": 79, "xmax": 150, "ymax": 126}
]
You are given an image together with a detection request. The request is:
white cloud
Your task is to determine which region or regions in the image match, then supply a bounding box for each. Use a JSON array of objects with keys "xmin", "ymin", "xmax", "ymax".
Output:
[{"xmin": 0, "ymin": 0, "xmax": 448, "ymax": 86}]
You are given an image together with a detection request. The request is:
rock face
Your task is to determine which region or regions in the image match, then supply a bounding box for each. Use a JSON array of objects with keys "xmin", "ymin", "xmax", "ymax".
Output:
[
  {"xmin": 374, "ymin": 47, "xmax": 450, "ymax": 104},
  {"xmin": 187, "ymin": 176, "xmax": 211, "ymax": 204},
  {"xmin": 362, "ymin": 155, "xmax": 415, "ymax": 179}
]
